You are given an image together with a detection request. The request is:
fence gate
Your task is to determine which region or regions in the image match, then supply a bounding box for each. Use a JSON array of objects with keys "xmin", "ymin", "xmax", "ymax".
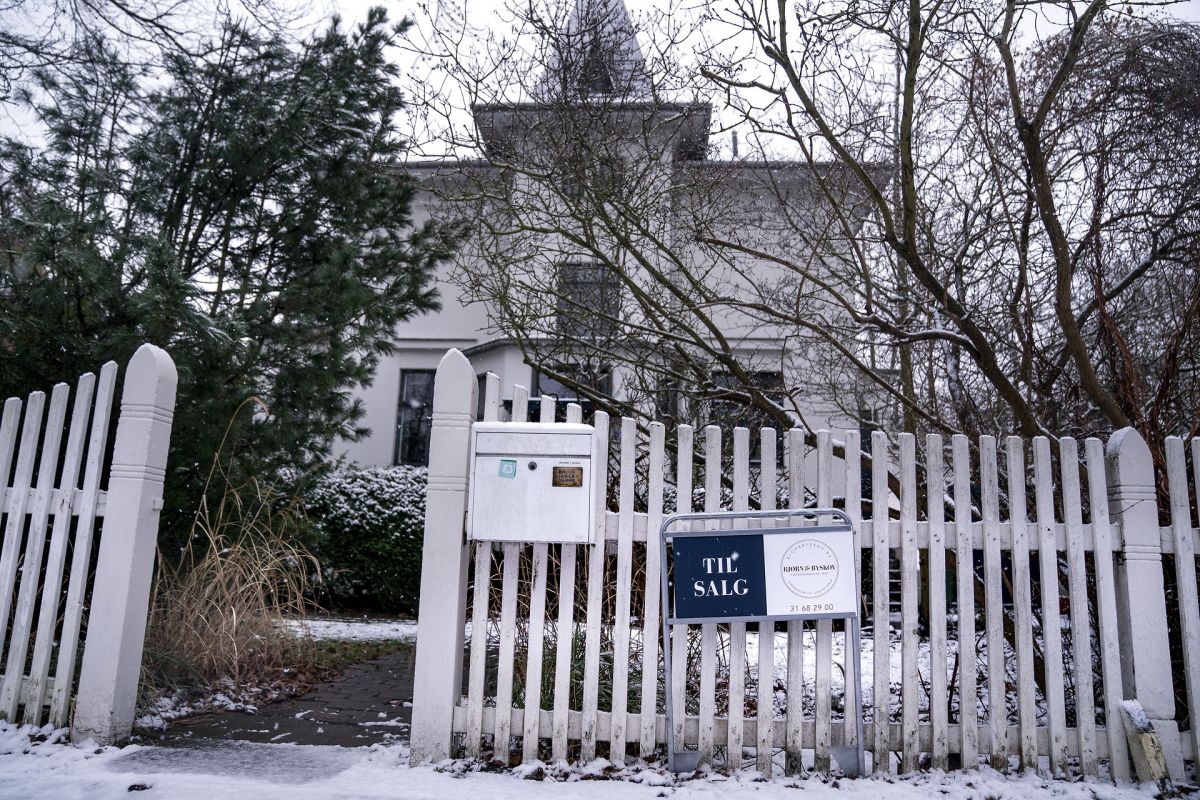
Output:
[
  {"xmin": 0, "ymin": 344, "xmax": 177, "ymax": 743},
  {"xmin": 411, "ymin": 348, "xmax": 1200, "ymax": 783}
]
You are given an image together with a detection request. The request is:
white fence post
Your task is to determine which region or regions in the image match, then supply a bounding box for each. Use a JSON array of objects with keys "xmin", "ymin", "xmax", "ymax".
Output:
[
  {"xmin": 1106, "ymin": 427, "xmax": 1183, "ymax": 779},
  {"xmin": 410, "ymin": 348, "xmax": 477, "ymax": 765},
  {"xmin": 72, "ymin": 344, "xmax": 177, "ymax": 744}
]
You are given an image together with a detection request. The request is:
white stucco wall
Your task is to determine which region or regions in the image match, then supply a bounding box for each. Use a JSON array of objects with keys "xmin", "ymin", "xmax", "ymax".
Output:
[{"xmin": 336, "ymin": 147, "xmax": 866, "ymax": 466}]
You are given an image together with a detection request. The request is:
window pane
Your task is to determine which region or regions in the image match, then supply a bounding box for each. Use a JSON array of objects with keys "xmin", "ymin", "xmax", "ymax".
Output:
[
  {"xmin": 396, "ymin": 370, "xmax": 435, "ymax": 466},
  {"xmin": 533, "ymin": 364, "xmax": 612, "ymax": 399},
  {"xmin": 557, "ymin": 261, "xmax": 621, "ymax": 339},
  {"xmin": 532, "ymin": 363, "xmax": 612, "ymax": 420}
]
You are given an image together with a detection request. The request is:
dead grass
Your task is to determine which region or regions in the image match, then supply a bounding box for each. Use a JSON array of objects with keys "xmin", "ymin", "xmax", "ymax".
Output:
[{"xmin": 143, "ymin": 401, "xmax": 320, "ymax": 698}]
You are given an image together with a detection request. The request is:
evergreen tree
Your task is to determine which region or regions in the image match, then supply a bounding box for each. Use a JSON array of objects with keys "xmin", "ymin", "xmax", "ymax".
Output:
[{"xmin": 0, "ymin": 9, "xmax": 456, "ymax": 552}]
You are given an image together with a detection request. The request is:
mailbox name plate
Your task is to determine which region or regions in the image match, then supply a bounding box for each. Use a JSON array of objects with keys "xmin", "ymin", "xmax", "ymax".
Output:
[{"xmin": 552, "ymin": 465, "xmax": 584, "ymax": 487}]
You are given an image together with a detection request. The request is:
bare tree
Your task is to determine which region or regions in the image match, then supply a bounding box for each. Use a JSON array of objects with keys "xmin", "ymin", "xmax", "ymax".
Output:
[
  {"xmin": 409, "ymin": 0, "xmax": 1200, "ymax": 458},
  {"xmin": 698, "ymin": 1, "xmax": 1200, "ymax": 444}
]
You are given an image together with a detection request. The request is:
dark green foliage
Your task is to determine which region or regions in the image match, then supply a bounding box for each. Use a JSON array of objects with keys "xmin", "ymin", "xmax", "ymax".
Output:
[
  {"xmin": 303, "ymin": 466, "xmax": 426, "ymax": 613},
  {"xmin": 0, "ymin": 9, "xmax": 457, "ymax": 553}
]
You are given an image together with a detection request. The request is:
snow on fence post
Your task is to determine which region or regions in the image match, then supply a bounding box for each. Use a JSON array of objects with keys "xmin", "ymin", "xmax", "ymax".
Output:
[
  {"xmin": 1106, "ymin": 427, "xmax": 1183, "ymax": 780},
  {"xmin": 72, "ymin": 344, "xmax": 177, "ymax": 745},
  {"xmin": 410, "ymin": 349, "xmax": 477, "ymax": 765}
]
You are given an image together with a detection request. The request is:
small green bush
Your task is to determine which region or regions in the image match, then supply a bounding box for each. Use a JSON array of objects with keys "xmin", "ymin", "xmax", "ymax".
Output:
[{"xmin": 304, "ymin": 466, "xmax": 426, "ymax": 614}]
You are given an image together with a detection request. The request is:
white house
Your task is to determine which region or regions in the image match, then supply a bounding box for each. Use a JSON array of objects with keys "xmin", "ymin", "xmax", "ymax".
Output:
[{"xmin": 336, "ymin": 0, "xmax": 877, "ymax": 468}]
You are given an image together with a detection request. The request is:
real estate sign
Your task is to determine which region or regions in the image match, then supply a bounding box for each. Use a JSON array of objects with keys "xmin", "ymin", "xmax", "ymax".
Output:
[
  {"xmin": 660, "ymin": 509, "xmax": 864, "ymax": 775},
  {"xmin": 671, "ymin": 528, "xmax": 858, "ymax": 622}
]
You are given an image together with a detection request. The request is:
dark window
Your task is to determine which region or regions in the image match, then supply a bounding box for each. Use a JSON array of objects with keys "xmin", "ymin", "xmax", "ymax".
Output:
[
  {"xmin": 592, "ymin": 160, "xmax": 624, "ymax": 199},
  {"xmin": 532, "ymin": 363, "xmax": 613, "ymax": 420},
  {"xmin": 477, "ymin": 374, "xmax": 488, "ymax": 420},
  {"xmin": 557, "ymin": 261, "xmax": 622, "ymax": 339},
  {"xmin": 654, "ymin": 382, "xmax": 681, "ymax": 426},
  {"xmin": 395, "ymin": 370, "xmax": 435, "ymax": 466},
  {"xmin": 560, "ymin": 158, "xmax": 624, "ymax": 204},
  {"xmin": 533, "ymin": 364, "xmax": 613, "ymax": 399}
]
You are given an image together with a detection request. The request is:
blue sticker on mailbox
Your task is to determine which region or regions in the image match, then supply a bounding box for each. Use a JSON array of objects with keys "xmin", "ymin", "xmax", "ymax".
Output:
[
  {"xmin": 672, "ymin": 534, "xmax": 767, "ymax": 620},
  {"xmin": 498, "ymin": 459, "xmax": 517, "ymax": 479}
]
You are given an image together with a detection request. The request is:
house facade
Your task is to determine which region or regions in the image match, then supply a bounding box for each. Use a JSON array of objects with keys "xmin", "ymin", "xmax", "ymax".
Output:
[{"xmin": 335, "ymin": 0, "xmax": 874, "ymax": 468}]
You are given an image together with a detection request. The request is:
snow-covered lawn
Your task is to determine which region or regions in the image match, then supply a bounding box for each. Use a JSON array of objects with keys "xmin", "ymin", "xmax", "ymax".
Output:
[
  {"xmin": 283, "ymin": 616, "xmax": 418, "ymax": 642},
  {"xmin": 0, "ymin": 723, "xmax": 1155, "ymax": 800}
]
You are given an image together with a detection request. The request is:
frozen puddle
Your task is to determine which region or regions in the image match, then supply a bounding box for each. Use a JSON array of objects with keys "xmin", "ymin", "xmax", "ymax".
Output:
[{"xmin": 106, "ymin": 740, "xmax": 358, "ymax": 784}]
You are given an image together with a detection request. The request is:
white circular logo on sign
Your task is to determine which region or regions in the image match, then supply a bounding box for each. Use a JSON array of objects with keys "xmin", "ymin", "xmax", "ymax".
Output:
[{"xmin": 779, "ymin": 539, "xmax": 840, "ymax": 599}]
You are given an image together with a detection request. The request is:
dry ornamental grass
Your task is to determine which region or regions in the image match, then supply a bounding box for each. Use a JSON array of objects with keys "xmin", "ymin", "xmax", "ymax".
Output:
[{"xmin": 143, "ymin": 402, "xmax": 320, "ymax": 699}]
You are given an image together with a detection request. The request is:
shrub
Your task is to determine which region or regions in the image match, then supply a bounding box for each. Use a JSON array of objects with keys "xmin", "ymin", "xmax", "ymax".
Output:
[{"xmin": 304, "ymin": 466, "xmax": 427, "ymax": 614}]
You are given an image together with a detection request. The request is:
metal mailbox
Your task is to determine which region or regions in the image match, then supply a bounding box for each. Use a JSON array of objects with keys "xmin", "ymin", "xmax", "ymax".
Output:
[{"xmin": 467, "ymin": 421, "xmax": 597, "ymax": 544}]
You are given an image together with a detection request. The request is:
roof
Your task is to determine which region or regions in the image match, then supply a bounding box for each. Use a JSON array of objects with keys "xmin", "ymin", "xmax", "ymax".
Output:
[{"xmin": 537, "ymin": 0, "xmax": 651, "ymax": 99}]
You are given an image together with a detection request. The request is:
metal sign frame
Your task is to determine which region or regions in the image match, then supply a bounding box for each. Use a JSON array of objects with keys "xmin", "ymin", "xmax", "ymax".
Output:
[{"xmin": 659, "ymin": 508, "xmax": 865, "ymax": 776}]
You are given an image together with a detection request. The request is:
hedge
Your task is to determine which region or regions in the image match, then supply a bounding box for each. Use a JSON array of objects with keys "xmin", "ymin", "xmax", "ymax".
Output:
[{"xmin": 304, "ymin": 466, "xmax": 426, "ymax": 614}]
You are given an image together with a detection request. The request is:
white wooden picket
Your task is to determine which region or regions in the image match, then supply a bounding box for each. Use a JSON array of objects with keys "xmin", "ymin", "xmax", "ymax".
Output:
[
  {"xmin": 1167, "ymin": 437, "xmax": 1200, "ymax": 767},
  {"xmin": 410, "ymin": 348, "xmax": 1200, "ymax": 784},
  {"xmin": 670, "ymin": 425, "xmax": 692, "ymax": 759},
  {"xmin": 551, "ymin": 402, "xmax": 583, "ymax": 761},
  {"xmin": 814, "ymin": 430, "xmax": 833, "ymax": 773},
  {"xmin": 639, "ymin": 421, "xmax": 665, "ymax": 758},
  {"xmin": 784, "ymin": 428, "xmax": 804, "ymax": 775},
  {"xmin": 698, "ymin": 425, "xmax": 719, "ymax": 767},
  {"xmin": 0, "ymin": 345, "xmax": 176, "ymax": 745},
  {"xmin": 950, "ymin": 434, "xmax": 978, "ymax": 771},
  {"xmin": 898, "ymin": 433, "xmax": 919, "ymax": 773},
  {"xmin": 926, "ymin": 434, "xmax": 949, "ymax": 770},
  {"xmin": 578, "ymin": 409, "xmax": 609, "ymax": 761},
  {"xmin": 1032, "ymin": 437, "xmax": 1068, "ymax": 776},
  {"xmin": 755, "ymin": 429, "xmax": 777, "ymax": 775},
  {"xmin": 871, "ymin": 431, "xmax": 891, "ymax": 772},
  {"xmin": 980, "ymin": 436, "xmax": 1006, "ymax": 770},
  {"xmin": 727, "ymin": 427, "xmax": 749, "ymax": 771}
]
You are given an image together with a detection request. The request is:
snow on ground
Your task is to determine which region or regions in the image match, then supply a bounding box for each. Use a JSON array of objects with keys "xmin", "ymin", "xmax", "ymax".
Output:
[
  {"xmin": 283, "ymin": 616, "xmax": 419, "ymax": 642},
  {"xmin": 0, "ymin": 723, "xmax": 1156, "ymax": 800},
  {"xmin": 137, "ymin": 686, "xmax": 264, "ymax": 730}
]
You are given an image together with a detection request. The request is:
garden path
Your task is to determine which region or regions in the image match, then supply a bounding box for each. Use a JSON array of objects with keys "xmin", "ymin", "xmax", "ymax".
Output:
[{"xmin": 145, "ymin": 643, "xmax": 415, "ymax": 748}]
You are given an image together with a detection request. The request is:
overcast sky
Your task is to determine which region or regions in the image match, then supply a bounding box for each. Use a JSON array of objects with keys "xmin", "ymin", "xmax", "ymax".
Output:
[
  {"xmin": 325, "ymin": 0, "xmax": 1200, "ymax": 30},
  {"xmin": 5, "ymin": 0, "xmax": 1200, "ymax": 150}
]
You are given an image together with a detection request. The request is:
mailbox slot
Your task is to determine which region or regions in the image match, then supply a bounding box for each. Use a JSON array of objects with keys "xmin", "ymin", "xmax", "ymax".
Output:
[{"xmin": 468, "ymin": 421, "xmax": 596, "ymax": 544}]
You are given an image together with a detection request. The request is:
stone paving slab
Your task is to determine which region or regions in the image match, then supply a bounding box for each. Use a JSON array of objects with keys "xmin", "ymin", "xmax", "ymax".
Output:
[{"xmin": 142, "ymin": 644, "xmax": 415, "ymax": 748}]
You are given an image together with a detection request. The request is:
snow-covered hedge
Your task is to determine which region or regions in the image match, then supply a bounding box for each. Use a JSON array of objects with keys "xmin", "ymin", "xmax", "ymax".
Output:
[{"xmin": 304, "ymin": 466, "xmax": 426, "ymax": 613}]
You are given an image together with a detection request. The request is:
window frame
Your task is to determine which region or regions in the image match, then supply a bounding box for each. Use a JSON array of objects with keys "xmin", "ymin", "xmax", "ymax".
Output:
[
  {"xmin": 394, "ymin": 368, "xmax": 437, "ymax": 466},
  {"xmin": 556, "ymin": 260, "xmax": 623, "ymax": 340}
]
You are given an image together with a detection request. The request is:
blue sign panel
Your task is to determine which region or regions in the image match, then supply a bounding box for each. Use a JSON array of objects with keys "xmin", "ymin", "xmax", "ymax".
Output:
[{"xmin": 672, "ymin": 534, "xmax": 766, "ymax": 620}]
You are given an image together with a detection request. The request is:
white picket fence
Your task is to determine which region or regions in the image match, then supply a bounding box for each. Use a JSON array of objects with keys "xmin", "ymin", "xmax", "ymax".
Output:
[
  {"xmin": 0, "ymin": 344, "xmax": 177, "ymax": 743},
  {"xmin": 410, "ymin": 349, "xmax": 1200, "ymax": 782}
]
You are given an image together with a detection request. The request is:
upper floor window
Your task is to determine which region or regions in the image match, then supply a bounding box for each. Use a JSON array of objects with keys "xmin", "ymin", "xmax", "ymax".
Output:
[
  {"xmin": 581, "ymin": 40, "xmax": 615, "ymax": 94},
  {"xmin": 560, "ymin": 157, "xmax": 625, "ymax": 204},
  {"xmin": 557, "ymin": 261, "xmax": 622, "ymax": 339}
]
